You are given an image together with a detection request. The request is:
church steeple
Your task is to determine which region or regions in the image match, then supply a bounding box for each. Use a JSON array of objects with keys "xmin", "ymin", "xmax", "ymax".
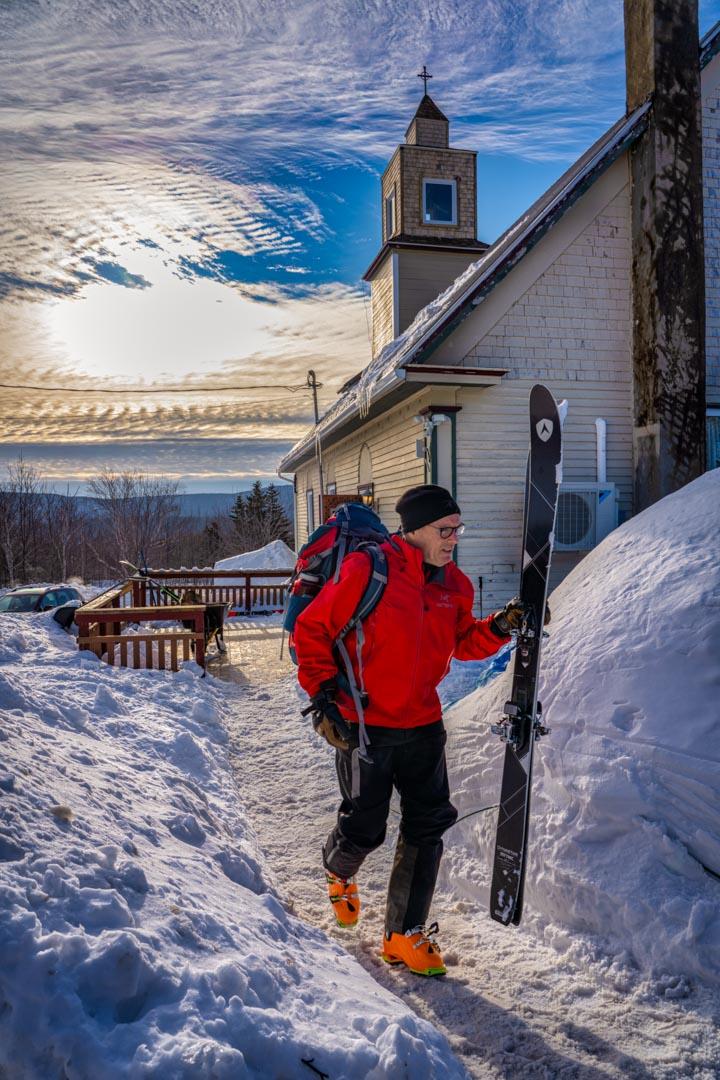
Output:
[
  {"xmin": 405, "ymin": 94, "xmax": 449, "ymax": 148},
  {"xmin": 363, "ymin": 80, "xmax": 486, "ymax": 359}
]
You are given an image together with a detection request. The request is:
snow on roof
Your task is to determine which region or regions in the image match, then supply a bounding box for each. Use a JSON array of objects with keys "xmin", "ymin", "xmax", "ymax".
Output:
[
  {"xmin": 214, "ymin": 539, "xmax": 296, "ymax": 571},
  {"xmin": 701, "ymin": 18, "xmax": 720, "ymax": 65},
  {"xmin": 443, "ymin": 467, "xmax": 720, "ymax": 985}
]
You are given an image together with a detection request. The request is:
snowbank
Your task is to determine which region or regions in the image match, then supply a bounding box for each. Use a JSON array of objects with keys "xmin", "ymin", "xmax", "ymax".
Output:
[
  {"xmin": 0, "ymin": 615, "xmax": 462, "ymax": 1077},
  {"xmin": 441, "ymin": 469, "xmax": 720, "ymax": 988},
  {"xmin": 214, "ymin": 539, "xmax": 295, "ymax": 576}
]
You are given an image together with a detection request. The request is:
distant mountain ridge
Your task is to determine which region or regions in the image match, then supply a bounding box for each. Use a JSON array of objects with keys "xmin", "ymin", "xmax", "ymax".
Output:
[
  {"xmin": 44, "ymin": 486, "xmax": 294, "ymax": 520},
  {"xmin": 171, "ymin": 489, "xmax": 294, "ymax": 519}
]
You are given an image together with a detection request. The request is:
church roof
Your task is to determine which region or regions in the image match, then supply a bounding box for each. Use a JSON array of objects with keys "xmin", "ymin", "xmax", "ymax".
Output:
[{"xmin": 412, "ymin": 94, "xmax": 448, "ymax": 123}]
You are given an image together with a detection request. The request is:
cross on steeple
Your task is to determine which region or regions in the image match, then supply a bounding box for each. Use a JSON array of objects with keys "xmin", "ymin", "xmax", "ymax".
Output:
[{"xmin": 417, "ymin": 65, "xmax": 432, "ymax": 95}]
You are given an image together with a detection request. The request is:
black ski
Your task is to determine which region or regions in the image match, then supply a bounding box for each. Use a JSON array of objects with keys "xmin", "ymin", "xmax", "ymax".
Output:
[{"xmin": 490, "ymin": 384, "xmax": 562, "ymax": 926}]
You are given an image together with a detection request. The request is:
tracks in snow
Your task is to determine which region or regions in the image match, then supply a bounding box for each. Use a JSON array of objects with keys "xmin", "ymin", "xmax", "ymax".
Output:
[{"xmin": 213, "ymin": 622, "xmax": 720, "ymax": 1080}]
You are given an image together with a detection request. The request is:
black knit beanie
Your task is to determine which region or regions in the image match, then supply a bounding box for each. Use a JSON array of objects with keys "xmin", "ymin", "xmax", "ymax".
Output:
[{"xmin": 395, "ymin": 484, "xmax": 460, "ymax": 533}]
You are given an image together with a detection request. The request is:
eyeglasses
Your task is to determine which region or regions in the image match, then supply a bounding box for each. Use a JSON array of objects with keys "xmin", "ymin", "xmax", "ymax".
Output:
[{"xmin": 429, "ymin": 523, "xmax": 465, "ymax": 539}]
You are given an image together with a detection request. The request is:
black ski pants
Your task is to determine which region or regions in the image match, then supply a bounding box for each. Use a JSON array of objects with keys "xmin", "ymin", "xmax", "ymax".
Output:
[{"xmin": 322, "ymin": 721, "xmax": 458, "ymax": 934}]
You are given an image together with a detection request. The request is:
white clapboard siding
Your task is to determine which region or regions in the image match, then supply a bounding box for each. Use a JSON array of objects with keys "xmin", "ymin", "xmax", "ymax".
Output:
[
  {"xmin": 294, "ymin": 394, "xmax": 430, "ymax": 544},
  {"xmin": 370, "ymin": 254, "xmax": 395, "ymax": 360},
  {"xmin": 449, "ymin": 182, "xmax": 633, "ymax": 613},
  {"xmin": 294, "ymin": 463, "xmax": 319, "ymax": 546},
  {"xmin": 397, "ymin": 249, "xmax": 482, "ymax": 336}
]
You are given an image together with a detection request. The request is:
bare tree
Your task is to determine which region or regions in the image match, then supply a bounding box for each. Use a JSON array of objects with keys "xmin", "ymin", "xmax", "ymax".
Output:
[
  {"xmin": 0, "ymin": 459, "xmax": 46, "ymax": 585},
  {"xmin": 87, "ymin": 469, "xmax": 181, "ymax": 572},
  {"xmin": 42, "ymin": 486, "xmax": 84, "ymax": 583}
]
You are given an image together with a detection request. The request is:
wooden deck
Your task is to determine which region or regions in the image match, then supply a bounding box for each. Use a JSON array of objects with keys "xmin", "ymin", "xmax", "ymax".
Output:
[{"xmin": 75, "ymin": 568, "xmax": 293, "ymax": 674}]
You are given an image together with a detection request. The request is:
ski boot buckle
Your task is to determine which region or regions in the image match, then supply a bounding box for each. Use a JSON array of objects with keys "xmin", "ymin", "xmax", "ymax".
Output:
[{"xmin": 491, "ymin": 701, "xmax": 522, "ymax": 748}]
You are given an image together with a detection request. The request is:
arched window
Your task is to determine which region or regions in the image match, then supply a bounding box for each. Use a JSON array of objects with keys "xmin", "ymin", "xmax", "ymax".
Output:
[
  {"xmin": 358, "ymin": 444, "xmax": 374, "ymax": 506},
  {"xmin": 358, "ymin": 444, "xmax": 372, "ymax": 486},
  {"xmin": 325, "ymin": 458, "xmax": 336, "ymax": 495}
]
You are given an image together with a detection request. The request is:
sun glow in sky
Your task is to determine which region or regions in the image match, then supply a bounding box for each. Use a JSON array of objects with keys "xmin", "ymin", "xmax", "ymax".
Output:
[
  {"xmin": 47, "ymin": 268, "xmax": 301, "ymax": 384},
  {"xmin": 2, "ymin": 0, "xmax": 720, "ymax": 491}
]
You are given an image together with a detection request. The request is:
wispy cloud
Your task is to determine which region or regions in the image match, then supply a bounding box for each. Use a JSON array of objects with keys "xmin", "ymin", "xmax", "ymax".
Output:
[
  {"xmin": 1, "ymin": 0, "xmax": 639, "ymax": 310},
  {"xmin": 0, "ymin": 276, "xmax": 370, "ymax": 445}
]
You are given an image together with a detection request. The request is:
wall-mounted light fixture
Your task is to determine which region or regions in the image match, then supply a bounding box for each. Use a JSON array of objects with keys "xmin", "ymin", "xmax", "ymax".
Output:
[
  {"xmin": 358, "ymin": 483, "xmax": 374, "ymax": 506},
  {"xmin": 413, "ymin": 412, "xmax": 450, "ymax": 440}
]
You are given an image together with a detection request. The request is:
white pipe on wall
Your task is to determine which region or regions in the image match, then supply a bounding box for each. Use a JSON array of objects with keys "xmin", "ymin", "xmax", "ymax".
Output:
[{"xmin": 595, "ymin": 418, "xmax": 607, "ymax": 483}]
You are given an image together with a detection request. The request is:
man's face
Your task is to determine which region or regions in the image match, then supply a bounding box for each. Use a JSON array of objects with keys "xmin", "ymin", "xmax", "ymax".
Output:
[{"xmin": 405, "ymin": 512, "xmax": 462, "ymax": 567}]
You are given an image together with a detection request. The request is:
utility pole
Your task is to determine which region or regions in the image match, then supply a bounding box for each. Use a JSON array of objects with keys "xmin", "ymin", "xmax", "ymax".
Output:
[
  {"xmin": 625, "ymin": 0, "xmax": 706, "ymax": 508},
  {"xmin": 307, "ymin": 369, "xmax": 324, "ymax": 511}
]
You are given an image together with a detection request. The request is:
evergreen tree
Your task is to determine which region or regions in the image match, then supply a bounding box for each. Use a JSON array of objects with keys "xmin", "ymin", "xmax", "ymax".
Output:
[
  {"xmin": 264, "ymin": 484, "xmax": 294, "ymax": 547},
  {"xmin": 229, "ymin": 482, "xmax": 293, "ymax": 551}
]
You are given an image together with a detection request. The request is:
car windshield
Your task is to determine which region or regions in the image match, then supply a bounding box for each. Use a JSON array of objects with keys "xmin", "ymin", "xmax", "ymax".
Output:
[{"xmin": 0, "ymin": 593, "xmax": 42, "ymax": 612}]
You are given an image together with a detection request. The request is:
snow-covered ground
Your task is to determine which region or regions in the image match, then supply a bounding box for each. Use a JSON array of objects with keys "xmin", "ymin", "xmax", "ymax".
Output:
[
  {"xmin": 445, "ymin": 467, "xmax": 720, "ymax": 987},
  {"xmin": 2, "ymin": 472, "xmax": 719, "ymax": 1077},
  {"xmin": 215, "ymin": 539, "xmax": 295, "ymax": 615},
  {"xmin": 216, "ymin": 473, "xmax": 720, "ymax": 1078},
  {"xmin": 0, "ymin": 618, "xmax": 462, "ymax": 1077}
]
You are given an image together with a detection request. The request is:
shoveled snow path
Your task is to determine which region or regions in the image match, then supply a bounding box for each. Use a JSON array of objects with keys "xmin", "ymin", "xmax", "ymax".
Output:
[{"xmin": 215, "ymin": 621, "xmax": 720, "ymax": 1079}]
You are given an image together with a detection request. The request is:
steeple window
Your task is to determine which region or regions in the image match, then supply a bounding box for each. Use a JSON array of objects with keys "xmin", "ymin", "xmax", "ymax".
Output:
[
  {"xmin": 423, "ymin": 178, "xmax": 457, "ymax": 225},
  {"xmin": 384, "ymin": 188, "xmax": 397, "ymax": 239}
]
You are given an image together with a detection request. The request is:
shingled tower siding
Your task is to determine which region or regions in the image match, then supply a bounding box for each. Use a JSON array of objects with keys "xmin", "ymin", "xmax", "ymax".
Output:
[
  {"xmin": 366, "ymin": 94, "xmax": 484, "ymax": 357},
  {"xmin": 626, "ymin": 0, "xmax": 706, "ymax": 509}
]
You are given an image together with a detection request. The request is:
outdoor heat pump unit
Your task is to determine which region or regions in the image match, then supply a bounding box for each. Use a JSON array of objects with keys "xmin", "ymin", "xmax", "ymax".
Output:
[{"xmin": 554, "ymin": 483, "xmax": 617, "ymax": 551}]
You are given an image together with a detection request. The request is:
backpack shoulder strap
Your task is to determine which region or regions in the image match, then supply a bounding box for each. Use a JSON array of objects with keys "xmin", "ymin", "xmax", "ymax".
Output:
[
  {"xmin": 334, "ymin": 543, "xmax": 388, "ymax": 762},
  {"xmin": 336, "ymin": 543, "xmax": 387, "ymax": 639}
]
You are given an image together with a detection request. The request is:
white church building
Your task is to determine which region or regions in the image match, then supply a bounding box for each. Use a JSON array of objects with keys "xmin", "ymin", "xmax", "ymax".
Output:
[{"xmin": 280, "ymin": 3, "xmax": 720, "ymax": 614}]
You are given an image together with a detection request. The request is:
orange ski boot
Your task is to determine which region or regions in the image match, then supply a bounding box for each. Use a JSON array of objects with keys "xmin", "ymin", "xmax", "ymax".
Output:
[
  {"xmin": 381, "ymin": 922, "xmax": 446, "ymax": 976},
  {"xmin": 326, "ymin": 872, "xmax": 360, "ymax": 928}
]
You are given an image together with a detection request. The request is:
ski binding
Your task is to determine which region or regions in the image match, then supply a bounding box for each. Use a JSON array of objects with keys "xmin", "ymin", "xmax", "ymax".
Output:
[{"xmin": 491, "ymin": 701, "xmax": 550, "ymax": 746}]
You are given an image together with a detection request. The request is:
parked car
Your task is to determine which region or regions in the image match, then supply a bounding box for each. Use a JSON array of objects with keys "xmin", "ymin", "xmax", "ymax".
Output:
[{"xmin": 0, "ymin": 585, "xmax": 84, "ymax": 613}]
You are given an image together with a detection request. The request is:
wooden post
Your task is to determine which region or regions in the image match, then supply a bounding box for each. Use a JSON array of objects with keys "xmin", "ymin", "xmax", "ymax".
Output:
[
  {"xmin": 625, "ymin": 0, "xmax": 706, "ymax": 510},
  {"xmin": 244, "ymin": 574, "xmax": 252, "ymax": 615},
  {"xmin": 194, "ymin": 612, "xmax": 205, "ymax": 669}
]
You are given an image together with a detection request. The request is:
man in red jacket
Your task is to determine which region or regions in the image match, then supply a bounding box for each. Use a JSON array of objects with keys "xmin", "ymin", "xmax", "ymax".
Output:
[{"xmin": 294, "ymin": 484, "xmax": 525, "ymax": 976}]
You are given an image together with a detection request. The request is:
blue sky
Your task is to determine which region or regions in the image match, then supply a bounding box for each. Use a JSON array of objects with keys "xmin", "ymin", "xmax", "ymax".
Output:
[{"xmin": 2, "ymin": 0, "xmax": 719, "ymax": 492}]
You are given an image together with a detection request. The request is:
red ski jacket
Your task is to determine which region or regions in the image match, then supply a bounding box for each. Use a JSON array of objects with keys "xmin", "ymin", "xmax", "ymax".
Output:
[{"xmin": 294, "ymin": 535, "xmax": 509, "ymax": 729}]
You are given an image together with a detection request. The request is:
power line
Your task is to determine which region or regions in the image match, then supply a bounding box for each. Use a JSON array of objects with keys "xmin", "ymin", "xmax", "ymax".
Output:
[{"xmin": 0, "ymin": 381, "xmax": 320, "ymax": 394}]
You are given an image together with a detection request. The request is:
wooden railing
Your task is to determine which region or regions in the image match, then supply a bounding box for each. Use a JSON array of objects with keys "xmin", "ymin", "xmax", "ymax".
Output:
[
  {"xmin": 74, "ymin": 568, "xmax": 293, "ymax": 674},
  {"xmin": 131, "ymin": 568, "xmax": 292, "ymax": 615},
  {"xmin": 75, "ymin": 582, "xmax": 207, "ymax": 672}
]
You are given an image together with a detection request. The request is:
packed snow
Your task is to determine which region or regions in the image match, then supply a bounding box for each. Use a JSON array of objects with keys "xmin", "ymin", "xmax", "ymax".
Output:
[
  {"xmin": 0, "ymin": 616, "xmax": 462, "ymax": 1078},
  {"xmin": 218, "ymin": 474, "xmax": 720, "ymax": 1077},
  {"xmin": 214, "ymin": 540, "xmax": 296, "ymax": 613},
  {"xmin": 443, "ymin": 467, "xmax": 720, "ymax": 987},
  {"xmin": 1, "ymin": 472, "xmax": 719, "ymax": 1078}
]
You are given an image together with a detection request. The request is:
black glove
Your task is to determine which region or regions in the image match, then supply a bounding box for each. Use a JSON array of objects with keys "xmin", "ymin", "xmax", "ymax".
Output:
[
  {"xmin": 491, "ymin": 596, "xmax": 551, "ymax": 637},
  {"xmin": 307, "ymin": 679, "xmax": 352, "ymax": 750}
]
